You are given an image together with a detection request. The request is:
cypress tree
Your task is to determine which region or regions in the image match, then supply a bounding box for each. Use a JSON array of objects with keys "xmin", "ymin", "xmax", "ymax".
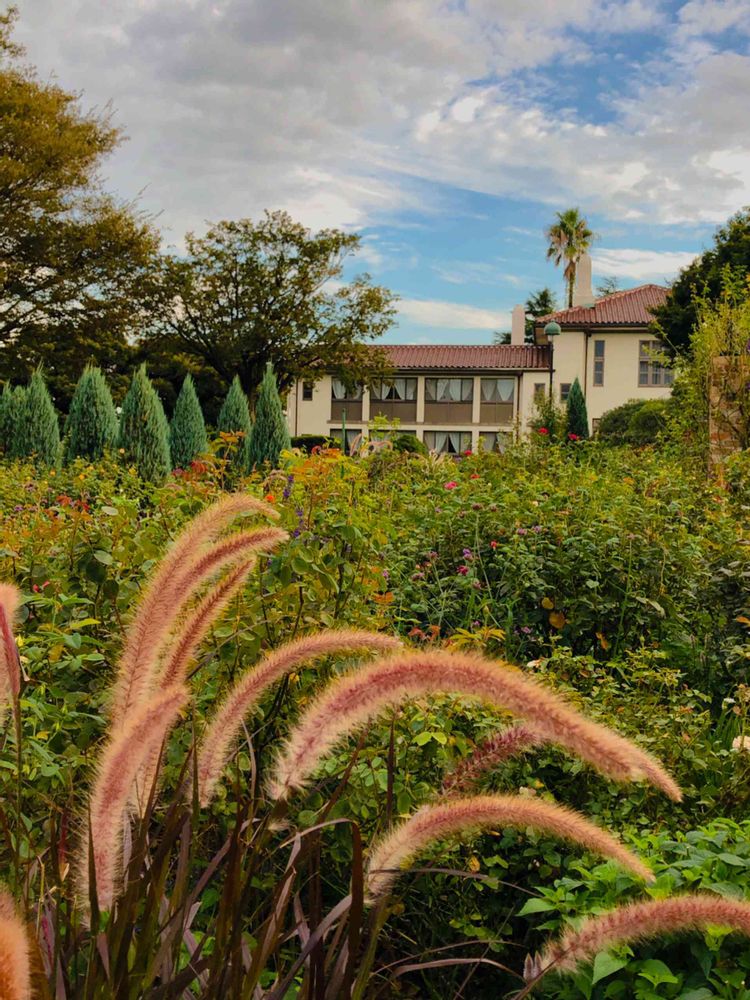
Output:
[
  {"xmin": 20, "ymin": 370, "xmax": 60, "ymax": 465},
  {"xmin": 3, "ymin": 386, "xmax": 27, "ymax": 459},
  {"xmin": 0, "ymin": 383, "xmax": 14, "ymax": 454},
  {"xmin": 566, "ymin": 377, "xmax": 590, "ymax": 440},
  {"xmin": 247, "ymin": 362, "xmax": 291, "ymax": 468},
  {"xmin": 169, "ymin": 374, "xmax": 208, "ymax": 469},
  {"xmin": 118, "ymin": 365, "xmax": 171, "ymax": 481},
  {"xmin": 217, "ymin": 376, "xmax": 252, "ymax": 470},
  {"xmin": 64, "ymin": 365, "xmax": 119, "ymax": 463}
]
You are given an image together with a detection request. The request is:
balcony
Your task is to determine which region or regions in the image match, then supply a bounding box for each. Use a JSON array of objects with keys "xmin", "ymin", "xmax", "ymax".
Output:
[
  {"xmin": 423, "ymin": 401, "xmax": 473, "ymax": 423},
  {"xmin": 369, "ymin": 399, "xmax": 417, "ymax": 422},
  {"xmin": 331, "ymin": 399, "xmax": 362, "ymax": 421},
  {"xmin": 479, "ymin": 401, "xmax": 514, "ymax": 425}
]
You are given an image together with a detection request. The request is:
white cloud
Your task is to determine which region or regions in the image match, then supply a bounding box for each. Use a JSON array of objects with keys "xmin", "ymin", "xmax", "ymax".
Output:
[
  {"xmin": 592, "ymin": 249, "xmax": 697, "ymax": 282},
  {"xmin": 398, "ymin": 297, "xmax": 510, "ymax": 330},
  {"xmin": 11, "ymin": 0, "xmax": 750, "ymax": 239}
]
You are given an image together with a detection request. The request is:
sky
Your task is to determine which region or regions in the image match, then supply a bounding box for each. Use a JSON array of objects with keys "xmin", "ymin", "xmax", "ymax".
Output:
[{"xmin": 14, "ymin": 0, "xmax": 750, "ymax": 344}]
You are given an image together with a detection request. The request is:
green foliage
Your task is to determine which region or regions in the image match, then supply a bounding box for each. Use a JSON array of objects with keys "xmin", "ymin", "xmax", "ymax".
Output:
[
  {"xmin": 392, "ymin": 432, "xmax": 428, "ymax": 455},
  {"xmin": 291, "ymin": 433, "xmax": 331, "ymax": 452},
  {"xmin": 118, "ymin": 364, "xmax": 171, "ymax": 481},
  {"xmin": 0, "ymin": 381, "xmax": 22, "ymax": 454},
  {"xmin": 63, "ymin": 364, "xmax": 119, "ymax": 463},
  {"xmin": 247, "ymin": 362, "xmax": 290, "ymax": 467},
  {"xmin": 530, "ymin": 388, "xmax": 567, "ymax": 442},
  {"xmin": 597, "ymin": 399, "xmax": 649, "ymax": 443},
  {"xmin": 526, "ymin": 287, "xmax": 559, "ymax": 341},
  {"xmin": 217, "ymin": 375, "xmax": 252, "ymax": 470},
  {"xmin": 546, "ymin": 208, "xmax": 595, "ymax": 307},
  {"xmin": 0, "ymin": 10, "xmax": 161, "ymax": 408},
  {"xmin": 566, "ymin": 377, "xmax": 589, "ymax": 439},
  {"xmin": 169, "ymin": 373, "xmax": 208, "ymax": 469},
  {"xmin": 651, "ymin": 208, "xmax": 750, "ymax": 354},
  {"xmin": 18, "ymin": 368, "xmax": 60, "ymax": 465},
  {"xmin": 149, "ymin": 210, "xmax": 397, "ymax": 398}
]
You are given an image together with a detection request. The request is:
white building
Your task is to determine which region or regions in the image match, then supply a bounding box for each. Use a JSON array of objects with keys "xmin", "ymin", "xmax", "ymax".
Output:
[{"xmin": 285, "ymin": 256, "xmax": 673, "ymax": 451}]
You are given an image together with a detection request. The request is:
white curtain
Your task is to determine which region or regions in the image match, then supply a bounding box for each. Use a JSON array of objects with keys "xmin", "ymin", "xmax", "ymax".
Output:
[
  {"xmin": 481, "ymin": 378, "xmax": 515, "ymax": 402},
  {"xmin": 332, "ymin": 378, "xmax": 347, "ymax": 400}
]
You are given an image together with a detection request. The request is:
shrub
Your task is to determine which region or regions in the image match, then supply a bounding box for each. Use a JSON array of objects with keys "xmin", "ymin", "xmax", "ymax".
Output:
[
  {"xmin": 64, "ymin": 365, "xmax": 119, "ymax": 463},
  {"xmin": 247, "ymin": 362, "xmax": 290, "ymax": 468},
  {"xmin": 565, "ymin": 377, "xmax": 589, "ymax": 440},
  {"xmin": 392, "ymin": 433, "xmax": 428, "ymax": 455},
  {"xmin": 596, "ymin": 399, "xmax": 646, "ymax": 443},
  {"xmin": 18, "ymin": 369, "xmax": 60, "ymax": 466},
  {"xmin": 217, "ymin": 375, "xmax": 252, "ymax": 469},
  {"xmin": 118, "ymin": 365, "xmax": 171, "ymax": 481},
  {"xmin": 169, "ymin": 374, "xmax": 208, "ymax": 469},
  {"xmin": 597, "ymin": 399, "xmax": 669, "ymax": 446}
]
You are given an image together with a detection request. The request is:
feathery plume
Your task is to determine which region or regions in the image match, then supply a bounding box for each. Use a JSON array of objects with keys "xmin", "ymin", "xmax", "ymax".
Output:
[
  {"xmin": 196, "ymin": 630, "xmax": 401, "ymax": 806},
  {"xmin": 0, "ymin": 891, "xmax": 31, "ymax": 1000},
  {"xmin": 109, "ymin": 518, "xmax": 286, "ymax": 728},
  {"xmin": 268, "ymin": 650, "xmax": 680, "ymax": 802},
  {"xmin": 80, "ymin": 686, "xmax": 187, "ymax": 910},
  {"xmin": 442, "ymin": 725, "xmax": 539, "ymax": 795},
  {"xmin": 531, "ymin": 894, "xmax": 750, "ymax": 977},
  {"xmin": 366, "ymin": 794, "xmax": 651, "ymax": 901},
  {"xmin": 158, "ymin": 557, "xmax": 257, "ymax": 690},
  {"xmin": 0, "ymin": 583, "xmax": 21, "ymax": 711}
]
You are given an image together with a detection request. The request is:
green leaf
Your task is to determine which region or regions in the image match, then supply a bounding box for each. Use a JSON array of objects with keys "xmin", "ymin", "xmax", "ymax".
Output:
[
  {"xmin": 638, "ymin": 958, "xmax": 679, "ymax": 986},
  {"xmin": 517, "ymin": 897, "xmax": 557, "ymax": 915},
  {"xmin": 93, "ymin": 550, "xmax": 113, "ymax": 565},
  {"xmin": 592, "ymin": 951, "xmax": 628, "ymax": 985}
]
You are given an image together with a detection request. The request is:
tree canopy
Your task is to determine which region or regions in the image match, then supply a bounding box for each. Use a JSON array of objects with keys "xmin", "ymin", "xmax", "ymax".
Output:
[
  {"xmin": 545, "ymin": 209, "xmax": 595, "ymax": 308},
  {"xmin": 525, "ymin": 288, "xmax": 558, "ymax": 341},
  {"xmin": 148, "ymin": 211, "xmax": 396, "ymax": 400},
  {"xmin": 650, "ymin": 208, "xmax": 750, "ymax": 354},
  {"xmin": 0, "ymin": 8, "xmax": 161, "ymax": 408}
]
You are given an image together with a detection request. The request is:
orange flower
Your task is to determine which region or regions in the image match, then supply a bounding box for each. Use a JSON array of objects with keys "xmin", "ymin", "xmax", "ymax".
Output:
[{"xmin": 264, "ymin": 493, "xmax": 276, "ymax": 503}]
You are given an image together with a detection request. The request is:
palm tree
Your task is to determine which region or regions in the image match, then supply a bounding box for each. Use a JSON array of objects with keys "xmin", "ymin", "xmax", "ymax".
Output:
[{"xmin": 545, "ymin": 208, "xmax": 595, "ymax": 308}]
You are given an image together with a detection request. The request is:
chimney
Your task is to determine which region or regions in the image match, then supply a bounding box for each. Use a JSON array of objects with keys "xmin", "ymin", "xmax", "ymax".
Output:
[
  {"xmin": 510, "ymin": 304, "xmax": 526, "ymax": 345},
  {"xmin": 572, "ymin": 252, "xmax": 595, "ymax": 307}
]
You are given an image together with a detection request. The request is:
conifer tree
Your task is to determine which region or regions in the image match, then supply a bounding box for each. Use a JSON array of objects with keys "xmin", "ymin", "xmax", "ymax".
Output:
[
  {"xmin": 118, "ymin": 365, "xmax": 171, "ymax": 481},
  {"xmin": 2, "ymin": 386, "xmax": 26, "ymax": 458},
  {"xmin": 169, "ymin": 374, "xmax": 208, "ymax": 469},
  {"xmin": 20, "ymin": 369, "xmax": 60, "ymax": 465},
  {"xmin": 64, "ymin": 365, "xmax": 119, "ymax": 463},
  {"xmin": 566, "ymin": 377, "xmax": 589, "ymax": 440},
  {"xmin": 217, "ymin": 376, "xmax": 252, "ymax": 470},
  {"xmin": 0, "ymin": 383, "xmax": 14, "ymax": 454},
  {"xmin": 247, "ymin": 362, "xmax": 291, "ymax": 468}
]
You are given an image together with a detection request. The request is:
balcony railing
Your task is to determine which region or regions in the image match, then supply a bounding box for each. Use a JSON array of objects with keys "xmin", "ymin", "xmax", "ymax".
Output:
[
  {"xmin": 331, "ymin": 400, "xmax": 362, "ymax": 421},
  {"xmin": 423, "ymin": 401, "xmax": 473, "ymax": 423},
  {"xmin": 369, "ymin": 399, "xmax": 417, "ymax": 422},
  {"xmin": 479, "ymin": 401, "xmax": 514, "ymax": 425}
]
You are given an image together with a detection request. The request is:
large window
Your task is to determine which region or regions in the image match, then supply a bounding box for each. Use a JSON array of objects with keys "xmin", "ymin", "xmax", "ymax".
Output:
[
  {"xmin": 425, "ymin": 378, "xmax": 473, "ymax": 402},
  {"xmin": 479, "ymin": 431, "xmax": 511, "ymax": 453},
  {"xmin": 331, "ymin": 379, "xmax": 362, "ymax": 401},
  {"xmin": 331, "ymin": 379, "xmax": 362, "ymax": 420},
  {"xmin": 423, "ymin": 430, "xmax": 472, "ymax": 455},
  {"xmin": 638, "ymin": 341, "xmax": 674, "ymax": 386},
  {"xmin": 479, "ymin": 377, "xmax": 515, "ymax": 424},
  {"xmin": 330, "ymin": 428, "xmax": 362, "ymax": 451},
  {"xmin": 371, "ymin": 378, "xmax": 417, "ymax": 401},
  {"xmin": 593, "ymin": 341, "xmax": 605, "ymax": 386}
]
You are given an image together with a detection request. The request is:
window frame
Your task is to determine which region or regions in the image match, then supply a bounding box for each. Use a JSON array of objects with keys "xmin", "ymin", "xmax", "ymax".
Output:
[
  {"xmin": 593, "ymin": 340, "xmax": 605, "ymax": 387},
  {"xmin": 424, "ymin": 377, "xmax": 474, "ymax": 403},
  {"xmin": 302, "ymin": 381, "xmax": 314, "ymax": 401},
  {"xmin": 638, "ymin": 340, "xmax": 674, "ymax": 387}
]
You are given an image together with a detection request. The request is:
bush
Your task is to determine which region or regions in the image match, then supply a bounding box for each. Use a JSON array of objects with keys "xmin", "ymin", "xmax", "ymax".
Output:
[
  {"xmin": 627, "ymin": 398, "xmax": 669, "ymax": 445},
  {"xmin": 169, "ymin": 374, "xmax": 208, "ymax": 469},
  {"xmin": 217, "ymin": 375, "xmax": 252, "ymax": 470},
  {"xmin": 392, "ymin": 433, "xmax": 428, "ymax": 455},
  {"xmin": 118, "ymin": 365, "xmax": 171, "ymax": 481},
  {"xmin": 247, "ymin": 362, "xmax": 290, "ymax": 467},
  {"xmin": 64, "ymin": 365, "xmax": 119, "ymax": 463},
  {"xmin": 19, "ymin": 369, "xmax": 60, "ymax": 466},
  {"xmin": 597, "ymin": 399, "xmax": 646, "ymax": 444}
]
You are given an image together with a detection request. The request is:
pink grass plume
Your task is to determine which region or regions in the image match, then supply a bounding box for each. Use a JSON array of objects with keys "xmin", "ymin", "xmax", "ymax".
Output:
[
  {"xmin": 0, "ymin": 891, "xmax": 31, "ymax": 1000},
  {"xmin": 196, "ymin": 629, "xmax": 401, "ymax": 806},
  {"xmin": 0, "ymin": 583, "xmax": 21, "ymax": 713},
  {"xmin": 529, "ymin": 893, "xmax": 750, "ymax": 978},
  {"xmin": 366, "ymin": 794, "xmax": 651, "ymax": 901},
  {"xmin": 442, "ymin": 725, "xmax": 539, "ymax": 794},
  {"xmin": 109, "ymin": 507, "xmax": 285, "ymax": 729},
  {"xmin": 79, "ymin": 685, "xmax": 188, "ymax": 911},
  {"xmin": 268, "ymin": 650, "xmax": 680, "ymax": 802}
]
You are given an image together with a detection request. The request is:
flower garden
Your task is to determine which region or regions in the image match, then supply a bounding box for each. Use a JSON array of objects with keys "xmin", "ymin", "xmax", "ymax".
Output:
[{"xmin": 0, "ymin": 437, "xmax": 749, "ymax": 998}]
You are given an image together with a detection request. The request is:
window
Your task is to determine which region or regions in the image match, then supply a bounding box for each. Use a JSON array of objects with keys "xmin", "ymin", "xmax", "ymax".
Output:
[
  {"xmin": 371, "ymin": 378, "xmax": 417, "ymax": 401},
  {"xmin": 593, "ymin": 341, "xmax": 605, "ymax": 386},
  {"xmin": 560, "ymin": 382, "xmax": 571, "ymax": 402},
  {"xmin": 331, "ymin": 379, "xmax": 362, "ymax": 400},
  {"xmin": 534, "ymin": 382, "xmax": 546, "ymax": 399},
  {"xmin": 423, "ymin": 430, "xmax": 472, "ymax": 455},
  {"xmin": 424, "ymin": 378, "xmax": 473, "ymax": 403},
  {"xmin": 330, "ymin": 428, "xmax": 361, "ymax": 451},
  {"xmin": 479, "ymin": 431, "xmax": 511, "ymax": 453},
  {"xmin": 480, "ymin": 378, "xmax": 515, "ymax": 404},
  {"xmin": 302, "ymin": 381, "xmax": 314, "ymax": 401},
  {"xmin": 638, "ymin": 341, "xmax": 674, "ymax": 387}
]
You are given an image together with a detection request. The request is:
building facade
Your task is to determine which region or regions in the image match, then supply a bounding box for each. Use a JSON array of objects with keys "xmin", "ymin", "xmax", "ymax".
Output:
[{"xmin": 286, "ymin": 258, "xmax": 672, "ymax": 452}]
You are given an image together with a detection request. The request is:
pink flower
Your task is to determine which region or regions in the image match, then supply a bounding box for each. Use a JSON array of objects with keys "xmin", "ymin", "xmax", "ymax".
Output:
[
  {"xmin": 444, "ymin": 481, "xmax": 458, "ymax": 490},
  {"xmin": 568, "ymin": 432, "xmax": 579, "ymax": 441},
  {"xmin": 538, "ymin": 427, "xmax": 549, "ymax": 436},
  {"xmin": 463, "ymin": 449, "xmax": 472, "ymax": 456},
  {"xmin": 490, "ymin": 540, "xmax": 498, "ymax": 549},
  {"xmin": 457, "ymin": 565, "xmax": 469, "ymax": 575}
]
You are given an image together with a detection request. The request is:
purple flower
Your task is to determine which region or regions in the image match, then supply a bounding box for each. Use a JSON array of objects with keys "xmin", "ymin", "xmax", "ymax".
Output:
[
  {"xmin": 411, "ymin": 571, "xmax": 425, "ymax": 581},
  {"xmin": 295, "ymin": 508, "xmax": 304, "ymax": 518},
  {"xmin": 428, "ymin": 551, "xmax": 438, "ymax": 561},
  {"xmin": 382, "ymin": 569, "xmax": 390, "ymax": 579},
  {"xmin": 472, "ymin": 620, "xmax": 481, "ymax": 628},
  {"xmin": 521, "ymin": 626, "xmax": 532, "ymax": 635},
  {"xmin": 517, "ymin": 527, "xmax": 528, "ymax": 536},
  {"xmin": 532, "ymin": 525, "xmax": 543, "ymax": 534},
  {"xmin": 13, "ymin": 505, "xmax": 23, "ymax": 512},
  {"xmin": 462, "ymin": 548, "xmax": 473, "ymax": 558}
]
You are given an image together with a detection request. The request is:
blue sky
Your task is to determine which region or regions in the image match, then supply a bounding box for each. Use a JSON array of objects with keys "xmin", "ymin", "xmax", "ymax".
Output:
[{"xmin": 15, "ymin": 0, "xmax": 750, "ymax": 344}]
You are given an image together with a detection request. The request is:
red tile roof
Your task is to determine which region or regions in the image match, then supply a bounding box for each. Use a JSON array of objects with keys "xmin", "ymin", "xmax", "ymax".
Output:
[
  {"xmin": 380, "ymin": 343, "xmax": 550, "ymax": 371},
  {"xmin": 536, "ymin": 284, "xmax": 668, "ymax": 328}
]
